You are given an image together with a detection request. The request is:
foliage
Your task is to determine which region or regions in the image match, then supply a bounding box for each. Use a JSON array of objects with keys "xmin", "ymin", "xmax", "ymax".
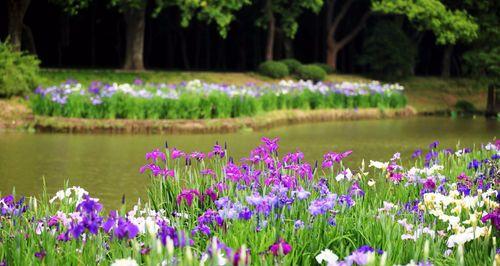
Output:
[
  {"xmin": 358, "ymin": 20, "xmax": 417, "ymax": 80},
  {"xmin": 0, "ymin": 41, "xmax": 40, "ymax": 98},
  {"xmin": 312, "ymin": 63, "xmax": 335, "ymax": 74},
  {"xmin": 372, "ymin": 0, "xmax": 478, "ymax": 45},
  {"xmin": 30, "ymin": 80, "xmax": 407, "ymax": 119},
  {"xmin": 279, "ymin": 58, "xmax": 302, "ymax": 74},
  {"xmin": 257, "ymin": 0, "xmax": 323, "ymax": 38},
  {"xmin": 0, "ymin": 138, "xmax": 498, "ymax": 265},
  {"xmin": 258, "ymin": 61, "xmax": 289, "ymax": 78},
  {"xmin": 49, "ymin": 0, "xmax": 92, "ymax": 15},
  {"xmin": 461, "ymin": 1, "xmax": 500, "ymax": 82},
  {"xmin": 153, "ymin": 0, "xmax": 250, "ymax": 38},
  {"xmin": 296, "ymin": 64, "xmax": 327, "ymax": 81}
]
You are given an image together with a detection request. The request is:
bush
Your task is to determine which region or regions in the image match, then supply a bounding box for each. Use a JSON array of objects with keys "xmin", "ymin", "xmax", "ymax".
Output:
[
  {"xmin": 455, "ymin": 100, "xmax": 476, "ymax": 114},
  {"xmin": 296, "ymin": 64, "xmax": 327, "ymax": 81},
  {"xmin": 279, "ymin": 59, "xmax": 302, "ymax": 74},
  {"xmin": 358, "ymin": 20, "xmax": 416, "ymax": 80},
  {"xmin": 312, "ymin": 63, "xmax": 335, "ymax": 74},
  {"xmin": 258, "ymin": 61, "xmax": 289, "ymax": 78},
  {"xmin": 0, "ymin": 41, "xmax": 40, "ymax": 97}
]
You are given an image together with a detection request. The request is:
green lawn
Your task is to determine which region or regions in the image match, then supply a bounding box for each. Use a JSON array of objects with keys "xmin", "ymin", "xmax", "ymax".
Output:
[{"xmin": 39, "ymin": 68, "xmax": 488, "ymax": 113}]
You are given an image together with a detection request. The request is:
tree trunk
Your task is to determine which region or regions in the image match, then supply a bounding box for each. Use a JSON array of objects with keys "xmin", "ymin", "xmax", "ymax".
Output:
[
  {"xmin": 6, "ymin": 0, "xmax": 30, "ymax": 51},
  {"xmin": 283, "ymin": 36, "xmax": 293, "ymax": 59},
  {"xmin": 324, "ymin": 0, "xmax": 369, "ymax": 71},
  {"xmin": 22, "ymin": 24, "xmax": 36, "ymax": 54},
  {"xmin": 441, "ymin": 45, "xmax": 453, "ymax": 78},
  {"xmin": 123, "ymin": 6, "xmax": 145, "ymax": 70},
  {"xmin": 326, "ymin": 46, "xmax": 338, "ymax": 70},
  {"xmin": 90, "ymin": 4, "xmax": 96, "ymax": 66},
  {"xmin": 265, "ymin": 0, "xmax": 275, "ymax": 61},
  {"xmin": 180, "ymin": 30, "xmax": 190, "ymax": 69},
  {"xmin": 485, "ymin": 84, "xmax": 498, "ymax": 118}
]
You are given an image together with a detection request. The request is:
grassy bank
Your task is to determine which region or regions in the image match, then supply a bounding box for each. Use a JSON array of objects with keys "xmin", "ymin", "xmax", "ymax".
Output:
[{"xmin": 39, "ymin": 69, "xmax": 488, "ymax": 113}]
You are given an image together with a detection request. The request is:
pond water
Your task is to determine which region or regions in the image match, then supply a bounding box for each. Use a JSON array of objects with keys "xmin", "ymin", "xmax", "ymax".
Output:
[{"xmin": 0, "ymin": 117, "xmax": 497, "ymax": 208}]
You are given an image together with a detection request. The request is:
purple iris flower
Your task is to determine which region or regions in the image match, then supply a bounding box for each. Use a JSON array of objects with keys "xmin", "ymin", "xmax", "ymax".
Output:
[
  {"xmin": 269, "ymin": 238, "xmax": 292, "ymax": 256},
  {"xmin": 321, "ymin": 150, "xmax": 353, "ymax": 168},
  {"xmin": 308, "ymin": 194, "xmax": 337, "ymax": 215},
  {"xmin": 412, "ymin": 149, "xmax": 422, "ymax": 158},
  {"xmin": 200, "ymin": 168, "xmax": 216, "ymax": 178},
  {"xmin": 423, "ymin": 179, "xmax": 436, "ymax": 190},
  {"xmin": 294, "ymin": 220, "xmax": 304, "ymax": 229},
  {"xmin": 208, "ymin": 144, "xmax": 225, "ymax": 158},
  {"xmin": 238, "ymin": 208, "xmax": 253, "ymax": 220},
  {"xmin": 467, "ymin": 159, "xmax": 481, "ymax": 170},
  {"xmin": 457, "ymin": 182, "xmax": 471, "ymax": 196},
  {"xmin": 339, "ymin": 194, "xmax": 355, "ymax": 207},
  {"xmin": 158, "ymin": 223, "xmax": 192, "ymax": 247},
  {"xmin": 481, "ymin": 208, "xmax": 500, "ymax": 230},
  {"xmin": 296, "ymin": 163, "xmax": 313, "ymax": 180},
  {"xmin": 204, "ymin": 187, "xmax": 218, "ymax": 202},
  {"xmin": 349, "ymin": 182, "xmax": 365, "ymax": 197},
  {"xmin": 102, "ymin": 211, "xmax": 139, "ymax": 240},
  {"xmin": 176, "ymin": 189, "xmax": 201, "ymax": 206},
  {"xmin": 214, "ymin": 197, "xmax": 230, "ymax": 209},
  {"xmin": 34, "ymin": 250, "xmax": 46, "ymax": 260},
  {"xmin": 246, "ymin": 194, "xmax": 264, "ymax": 206},
  {"xmin": 224, "ymin": 162, "xmax": 243, "ymax": 182},
  {"xmin": 283, "ymin": 151, "xmax": 304, "ymax": 164},
  {"xmin": 0, "ymin": 195, "xmax": 27, "ymax": 217},
  {"xmin": 292, "ymin": 190, "xmax": 311, "ymax": 200},
  {"xmin": 261, "ymin": 137, "xmax": 280, "ymax": 153},
  {"xmin": 429, "ymin": 141, "xmax": 439, "ymax": 149},
  {"xmin": 171, "ymin": 148, "xmax": 185, "ymax": 159},
  {"xmin": 357, "ymin": 245, "xmax": 384, "ymax": 255},
  {"xmin": 315, "ymin": 178, "xmax": 331, "ymax": 196},
  {"xmin": 145, "ymin": 149, "xmax": 166, "ymax": 162}
]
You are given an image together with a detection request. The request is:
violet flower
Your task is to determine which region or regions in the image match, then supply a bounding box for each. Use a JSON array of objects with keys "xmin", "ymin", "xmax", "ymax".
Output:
[
  {"xmin": 269, "ymin": 238, "xmax": 292, "ymax": 256},
  {"xmin": 176, "ymin": 189, "xmax": 201, "ymax": 206},
  {"xmin": 481, "ymin": 207, "xmax": 500, "ymax": 230}
]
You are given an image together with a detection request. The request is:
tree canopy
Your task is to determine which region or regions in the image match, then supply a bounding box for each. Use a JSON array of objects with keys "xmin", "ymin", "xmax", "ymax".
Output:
[{"xmin": 372, "ymin": 0, "xmax": 478, "ymax": 45}]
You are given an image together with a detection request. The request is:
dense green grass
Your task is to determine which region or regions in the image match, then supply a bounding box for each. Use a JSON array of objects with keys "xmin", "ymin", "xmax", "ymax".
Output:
[{"xmin": 30, "ymin": 90, "xmax": 407, "ymax": 120}]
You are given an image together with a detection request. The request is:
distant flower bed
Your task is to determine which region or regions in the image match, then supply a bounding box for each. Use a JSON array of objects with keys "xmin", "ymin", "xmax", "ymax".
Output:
[
  {"xmin": 30, "ymin": 79, "xmax": 406, "ymax": 120},
  {"xmin": 0, "ymin": 139, "xmax": 498, "ymax": 265}
]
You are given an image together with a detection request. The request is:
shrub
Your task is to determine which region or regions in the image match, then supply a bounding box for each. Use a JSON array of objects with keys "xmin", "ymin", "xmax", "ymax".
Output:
[
  {"xmin": 279, "ymin": 59, "xmax": 302, "ymax": 74},
  {"xmin": 258, "ymin": 61, "xmax": 289, "ymax": 79},
  {"xmin": 358, "ymin": 20, "xmax": 416, "ymax": 80},
  {"xmin": 296, "ymin": 64, "xmax": 327, "ymax": 81},
  {"xmin": 0, "ymin": 41, "xmax": 40, "ymax": 97},
  {"xmin": 312, "ymin": 63, "xmax": 335, "ymax": 74},
  {"xmin": 454, "ymin": 100, "xmax": 476, "ymax": 114}
]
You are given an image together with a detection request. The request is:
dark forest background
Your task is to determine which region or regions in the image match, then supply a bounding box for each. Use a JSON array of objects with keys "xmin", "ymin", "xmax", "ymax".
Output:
[{"xmin": 0, "ymin": 0, "xmax": 476, "ymax": 76}]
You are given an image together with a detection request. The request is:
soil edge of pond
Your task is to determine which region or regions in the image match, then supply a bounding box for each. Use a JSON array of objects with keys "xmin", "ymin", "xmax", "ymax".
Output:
[{"xmin": 18, "ymin": 107, "xmax": 416, "ymax": 134}]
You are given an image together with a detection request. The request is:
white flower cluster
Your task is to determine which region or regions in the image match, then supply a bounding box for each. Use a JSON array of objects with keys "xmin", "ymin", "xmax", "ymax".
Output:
[
  {"xmin": 420, "ymin": 188, "xmax": 497, "ymax": 247},
  {"xmin": 49, "ymin": 186, "xmax": 90, "ymax": 204}
]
